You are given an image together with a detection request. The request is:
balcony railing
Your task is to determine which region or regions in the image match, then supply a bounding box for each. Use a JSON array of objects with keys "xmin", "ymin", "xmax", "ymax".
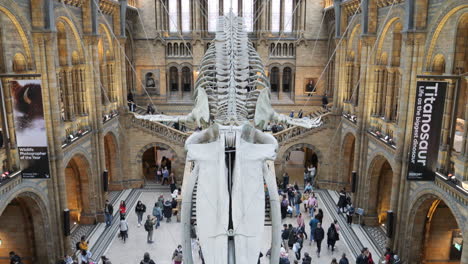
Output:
[
  {"xmin": 435, "ymin": 172, "xmax": 468, "ymax": 206},
  {"xmin": 131, "ymin": 115, "xmax": 189, "ymax": 146},
  {"xmin": 0, "ymin": 171, "xmax": 22, "ymax": 197}
]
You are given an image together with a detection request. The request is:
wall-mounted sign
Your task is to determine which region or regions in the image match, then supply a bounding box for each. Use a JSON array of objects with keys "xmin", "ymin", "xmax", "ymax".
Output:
[
  {"xmin": 10, "ymin": 79, "xmax": 50, "ymax": 178},
  {"xmin": 407, "ymin": 81, "xmax": 447, "ymax": 181}
]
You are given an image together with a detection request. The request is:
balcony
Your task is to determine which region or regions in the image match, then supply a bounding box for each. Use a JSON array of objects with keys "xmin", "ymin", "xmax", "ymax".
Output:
[
  {"xmin": 435, "ymin": 172, "xmax": 468, "ymax": 206},
  {"xmin": 0, "ymin": 171, "xmax": 22, "ymax": 197}
]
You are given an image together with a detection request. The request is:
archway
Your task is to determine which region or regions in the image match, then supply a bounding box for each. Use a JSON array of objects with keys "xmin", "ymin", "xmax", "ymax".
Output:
[
  {"xmin": 104, "ymin": 132, "xmax": 120, "ymax": 190},
  {"xmin": 341, "ymin": 133, "xmax": 356, "ymax": 187},
  {"xmin": 283, "ymin": 67, "xmax": 292, "ymax": 94},
  {"xmin": 0, "ymin": 194, "xmax": 50, "ymax": 264},
  {"xmin": 282, "ymin": 145, "xmax": 319, "ymax": 186},
  {"xmin": 368, "ymin": 156, "xmax": 394, "ymax": 225},
  {"xmin": 65, "ymin": 154, "xmax": 93, "ymax": 225},
  {"xmin": 141, "ymin": 144, "xmax": 177, "ymax": 182},
  {"xmin": 169, "ymin": 66, "xmax": 179, "ymax": 96},
  {"xmin": 270, "ymin": 67, "xmax": 279, "ymax": 94},
  {"xmin": 408, "ymin": 195, "xmax": 463, "ymax": 264}
]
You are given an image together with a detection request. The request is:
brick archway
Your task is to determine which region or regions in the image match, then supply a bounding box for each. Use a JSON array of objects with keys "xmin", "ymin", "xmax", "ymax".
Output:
[
  {"xmin": 366, "ymin": 155, "xmax": 394, "ymax": 225},
  {"xmin": 405, "ymin": 191, "xmax": 465, "ymax": 264},
  {"xmin": 65, "ymin": 154, "xmax": 95, "ymax": 225},
  {"xmin": 0, "ymin": 191, "xmax": 53, "ymax": 264},
  {"xmin": 136, "ymin": 142, "xmax": 183, "ymax": 182},
  {"xmin": 104, "ymin": 132, "xmax": 121, "ymax": 190}
]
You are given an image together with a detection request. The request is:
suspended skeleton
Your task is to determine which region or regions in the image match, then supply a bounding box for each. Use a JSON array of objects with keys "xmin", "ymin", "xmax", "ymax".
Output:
[{"xmin": 135, "ymin": 12, "xmax": 323, "ymax": 264}]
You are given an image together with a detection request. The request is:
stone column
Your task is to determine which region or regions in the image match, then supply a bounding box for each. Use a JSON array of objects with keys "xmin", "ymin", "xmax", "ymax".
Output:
[
  {"xmin": 384, "ymin": 70, "xmax": 395, "ymax": 120},
  {"xmin": 65, "ymin": 68, "xmax": 75, "ymax": 120},
  {"xmin": 178, "ymin": 70, "xmax": 183, "ymax": 98},
  {"xmin": 278, "ymin": 69, "xmax": 283, "ymax": 100}
]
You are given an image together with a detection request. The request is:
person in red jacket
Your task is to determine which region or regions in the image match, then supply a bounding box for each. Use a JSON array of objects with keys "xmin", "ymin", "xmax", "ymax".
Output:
[{"xmin": 119, "ymin": 200, "xmax": 126, "ymax": 218}]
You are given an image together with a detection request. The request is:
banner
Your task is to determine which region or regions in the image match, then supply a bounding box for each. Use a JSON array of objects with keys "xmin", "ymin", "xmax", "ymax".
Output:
[
  {"xmin": 10, "ymin": 79, "xmax": 50, "ymax": 178},
  {"xmin": 407, "ymin": 81, "xmax": 447, "ymax": 181}
]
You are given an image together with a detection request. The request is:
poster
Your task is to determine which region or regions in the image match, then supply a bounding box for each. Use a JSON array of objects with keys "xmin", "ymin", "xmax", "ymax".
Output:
[
  {"xmin": 10, "ymin": 79, "xmax": 50, "ymax": 178},
  {"xmin": 407, "ymin": 81, "xmax": 447, "ymax": 181}
]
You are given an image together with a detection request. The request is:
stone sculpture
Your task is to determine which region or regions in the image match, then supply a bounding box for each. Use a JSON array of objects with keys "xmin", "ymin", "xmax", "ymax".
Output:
[{"xmin": 135, "ymin": 12, "xmax": 323, "ymax": 264}]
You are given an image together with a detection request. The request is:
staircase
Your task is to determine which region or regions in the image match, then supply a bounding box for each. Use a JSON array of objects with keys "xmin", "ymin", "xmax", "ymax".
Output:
[
  {"xmin": 189, "ymin": 181, "xmax": 273, "ymax": 226},
  {"xmin": 130, "ymin": 114, "xmax": 189, "ymax": 147}
]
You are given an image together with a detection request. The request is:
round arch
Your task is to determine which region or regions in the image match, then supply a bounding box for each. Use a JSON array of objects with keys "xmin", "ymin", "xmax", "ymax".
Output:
[
  {"xmin": 56, "ymin": 16, "xmax": 85, "ymax": 63},
  {"xmin": 104, "ymin": 132, "xmax": 121, "ymax": 190},
  {"xmin": 64, "ymin": 153, "xmax": 95, "ymax": 225},
  {"xmin": 405, "ymin": 190, "xmax": 466, "ymax": 264},
  {"xmin": 366, "ymin": 154, "xmax": 395, "ymax": 225},
  {"xmin": 0, "ymin": 190, "xmax": 53, "ymax": 264},
  {"xmin": 136, "ymin": 142, "xmax": 182, "ymax": 181},
  {"xmin": 341, "ymin": 132, "xmax": 356, "ymax": 187},
  {"xmin": 278, "ymin": 143, "xmax": 324, "ymax": 185}
]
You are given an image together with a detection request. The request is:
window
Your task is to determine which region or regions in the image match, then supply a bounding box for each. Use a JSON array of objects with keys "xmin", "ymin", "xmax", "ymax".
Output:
[
  {"xmin": 223, "ymin": 0, "xmax": 238, "ymax": 15},
  {"xmin": 181, "ymin": 0, "xmax": 191, "ymax": 32},
  {"xmin": 243, "ymin": 0, "xmax": 254, "ymax": 32},
  {"xmin": 169, "ymin": 0, "xmax": 179, "ymax": 33},
  {"xmin": 283, "ymin": 0, "xmax": 293, "ymax": 33},
  {"xmin": 271, "ymin": 0, "xmax": 281, "ymax": 33},
  {"xmin": 208, "ymin": 0, "xmax": 219, "ymax": 32}
]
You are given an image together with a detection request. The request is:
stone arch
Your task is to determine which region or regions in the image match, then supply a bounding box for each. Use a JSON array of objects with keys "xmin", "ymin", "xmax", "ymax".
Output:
[
  {"xmin": 376, "ymin": 17, "xmax": 401, "ymax": 63},
  {"xmin": 425, "ymin": 3, "xmax": 468, "ymax": 70},
  {"xmin": 405, "ymin": 188, "xmax": 466, "ymax": 264},
  {"xmin": 64, "ymin": 153, "xmax": 95, "ymax": 225},
  {"xmin": 278, "ymin": 143, "xmax": 323, "ymax": 184},
  {"xmin": 0, "ymin": 4, "xmax": 33, "ymax": 68},
  {"xmin": 104, "ymin": 132, "xmax": 121, "ymax": 190},
  {"xmin": 0, "ymin": 189, "xmax": 53, "ymax": 264},
  {"xmin": 56, "ymin": 16, "xmax": 85, "ymax": 63},
  {"xmin": 366, "ymin": 154, "xmax": 395, "ymax": 225},
  {"xmin": 12, "ymin": 53, "xmax": 27, "ymax": 72},
  {"xmin": 136, "ymin": 142, "xmax": 183, "ymax": 181},
  {"xmin": 340, "ymin": 132, "xmax": 356, "ymax": 187},
  {"xmin": 431, "ymin": 53, "xmax": 446, "ymax": 74}
]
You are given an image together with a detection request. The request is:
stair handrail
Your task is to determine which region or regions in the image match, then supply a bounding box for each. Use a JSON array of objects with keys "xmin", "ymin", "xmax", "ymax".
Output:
[
  {"xmin": 130, "ymin": 114, "xmax": 189, "ymax": 146},
  {"xmin": 273, "ymin": 112, "xmax": 331, "ymax": 144}
]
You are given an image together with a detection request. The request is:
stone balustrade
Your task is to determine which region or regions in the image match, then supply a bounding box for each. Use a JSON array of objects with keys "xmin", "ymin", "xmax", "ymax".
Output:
[
  {"xmin": 0, "ymin": 171, "xmax": 22, "ymax": 197},
  {"xmin": 435, "ymin": 173, "xmax": 468, "ymax": 206},
  {"xmin": 131, "ymin": 115, "xmax": 189, "ymax": 146},
  {"xmin": 273, "ymin": 113, "xmax": 330, "ymax": 144}
]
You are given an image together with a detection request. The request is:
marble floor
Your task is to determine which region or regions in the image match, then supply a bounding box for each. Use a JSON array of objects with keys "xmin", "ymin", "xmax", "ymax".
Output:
[{"xmin": 103, "ymin": 189, "xmax": 358, "ymax": 264}]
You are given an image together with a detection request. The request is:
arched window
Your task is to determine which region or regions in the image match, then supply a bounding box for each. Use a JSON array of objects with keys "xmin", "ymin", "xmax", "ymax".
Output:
[
  {"xmin": 169, "ymin": 67, "xmax": 179, "ymax": 91},
  {"xmin": 167, "ymin": 43, "xmax": 173, "ymax": 56},
  {"xmin": 271, "ymin": 0, "xmax": 281, "ymax": 33},
  {"xmin": 208, "ymin": 0, "xmax": 219, "ymax": 32},
  {"xmin": 174, "ymin": 43, "xmax": 179, "ymax": 56},
  {"xmin": 270, "ymin": 67, "xmax": 279, "ymax": 92},
  {"xmin": 187, "ymin": 43, "xmax": 192, "ymax": 56},
  {"xmin": 283, "ymin": 44, "xmax": 288, "ymax": 57},
  {"xmin": 223, "ymin": 0, "xmax": 238, "ymax": 15},
  {"xmin": 181, "ymin": 0, "xmax": 191, "ymax": 32},
  {"xmin": 289, "ymin": 44, "xmax": 294, "ymax": 56},
  {"xmin": 180, "ymin": 44, "xmax": 185, "ymax": 57},
  {"xmin": 243, "ymin": 0, "xmax": 254, "ymax": 32},
  {"xmin": 270, "ymin": 44, "xmax": 275, "ymax": 56},
  {"xmin": 283, "ymin": 67, "xmax": 292, "ymax": 92},
  {"xmin": 283, "ymin": 0, "xmax": 293, "ymax": 33},
  {"xmin": 182, "ymin": 67, "xmax": 191, "ymax": 92},
  {"xmin": 169, "ymin": 0, "xmax": 179, "ymax": 33}
]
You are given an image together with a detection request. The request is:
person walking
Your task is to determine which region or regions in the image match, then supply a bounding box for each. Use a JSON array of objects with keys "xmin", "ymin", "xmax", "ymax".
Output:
[
  {"xmin": 169, "ymin": 172, "xmax": 177, "ymax": 193},
  {"xmin": 322, "ymin": 93, "xmax": 329, "ymax": 110},
  {"xmin": 296, "ymin": 213, "xmax": 305, "ymax": 228},
  {"xmin": 315, "ymin": 208, "xmax": 324, "ymax": 223},
  {"xmin": 327, "ymin": 223, "xmax": 338, "ymax": 252},
  {"xmin": 302, "ymin": 191, "xmax": 310, "ymax": 212},
  {"xmin": 356, "ymin": 248, "xmax": 369, "ymax": 264},
  {"xmin": 119, "ymin": 200, "xmax": 126, "ymax": 218},
  {"xmin": 9, "ymin": 252, "xmax": 22, "ymax": 264},
  {"xmin": 281, "ymin": 195, "xmax": 289, "ymax": 219},
  {"xmin": 101, "ymin": 256, "xmax": 112, "ymax": 264},
  {"xmin": 282, "ymin": 172, "xmax": 289, "ymax": 190},
  {"xmin": 152, "ymin": 202, "xmax": 162, "ymax": 229},
  {"xmin": 337, "ymin": 189, "xmax": 347, "ymax": 213},
  {"xmin": 104, "ymin": 200, "xmax": 113, "ymax": 228},
  {"xmin": 294, "ymin": 190, "xmax": 302, "ymax": 216},
  {"xmin": 339, "ymin": 253, "xmax": 349, "ymax": 264},
  {"xmin": 119, "ymin": 216, "xmax": 129, "ymax": 243},
  {"xmin": 302, "ymin": 252, "xmax": 312, "ymax": 264},
  {"xmin": 140, "ymin": 252, "xmax": 156, "ymax": 264},
  {"xmin": 308, "ymin": 193, "xmax": 318, "ymax": 217},
  {"xmin": 309, "ymin": 216, "xmax": 319, "ymax": 245},
  {"xmin": 313, "ymin": 222, "xmax": 325, "ymax": 258},
  {"xmin": 144, "ymin": 215, "xmax": 155, "ymax": 243},
  {"xmin": 135, "ymin": 200, "xmax": 146, "ymax": 227},
  {"xmin": 156, "ymin": 167, "xmax": 162, "ymax": 183},
  {"xmin": 163, "ymin": 199, "xmax": 173, "ymax": 222},
  {"xmin": 331, "ymin": 258, "xmax": 338, "ymax": 264},
  {"xmin": 162, "ymin": 167, "xmax": 169, "ymax": 185},
  {"xmin": 172, "ymin": 245, "xmax": 183, "ymax": 264}
]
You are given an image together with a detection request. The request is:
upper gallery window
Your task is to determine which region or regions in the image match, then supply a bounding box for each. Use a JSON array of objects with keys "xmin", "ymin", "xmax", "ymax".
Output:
[
  {"xmin": 271, "ymin": 0, "xmax": 293, "ymax": 33},
  {"xmin": 208, "ymin": 0, "xmax": 255, "ymax": 32},
  {"xmin": 169, "ymin": 0, "xmax": 191, "ymax": 33}
]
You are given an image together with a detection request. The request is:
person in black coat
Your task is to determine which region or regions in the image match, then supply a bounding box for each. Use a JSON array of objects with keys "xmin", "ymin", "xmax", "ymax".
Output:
[
  {"xmin": 356, "ymin": 248, "xmax": 369, "ymax": 264},
  {"xmin": 302, "ymin": 252, "xmax": 312, "ymax": 264},
  {"xmin": 313, "ymin": 223, "xmax": 325, "ymax": 257},
  {"xmin": 337, "ymin": 189, "xmax": 347, "ymax": 213},
  {"xmin": 327, "ymin": 223, "xmax": 338, "ymax": 252},
  {"xmin": 315, "ymin": 208, "xmax": 324, "ymax": 223},
  {"xmin": 163, "ymin": 200, "xmax": 173, "ymax": 222},
  {"xmin": 339, "ymin": 253, "xmax": 349, "ymax": 264}
]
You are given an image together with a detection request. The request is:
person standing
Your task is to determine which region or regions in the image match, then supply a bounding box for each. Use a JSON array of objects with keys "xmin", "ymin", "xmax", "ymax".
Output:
[
  {"xmin": 169, "ymin": 172, "xmax": 177, "ymax": 193},
  {"xmin": 302, "ymin": 191, "xmax": 310, "ymax": 212},
  {"xmin": 331, "ymin": 258, "xmax": 338, "ymax": 264},
  {"xmin": 156, "ymin": 167, "xmax": 162, "ymax": 183},
  {"xmin": 294, "ymin": 190, "xmax": 302, "ymax": 216},
  {"xmin": 152, "ymin": 202, "xmax": 162, "ymax": 229},
  {"xmin": 135, "ymin": 200, "xmax": 146, "ymax": 227},
  {"xmin": 327, "ymin": 223, "xmax": 338, "ymax": 252},
  {"xmin": 289, "ymin": 110, "xmax": 295, "ymax": 118},
  {"xmin": 339, "ymin": 253, "xmax": 349, "ymax": 264},
  {"xmin": 119, "ymin": 216, "xmax": 129, "ymax": 243},
  {"xmin": 101, "ymin": 256, "xmax": 112, "ymax": 264},
  {"xmin": 309, "ymin": 216, "xmax": 319, "ymax": 245},
  {"xmin": 281, "ymin": 224, "xmax": 291, "ymax": 252},
  {"xmin": 162, "ymin": 167, "xmax": 169, "ymax": 185},
  {"xmin": 104, "ymin": 200, "xmax": 114, "ymax": 228},
  {"xmin": 172, "ymin": 245, "xmax": 183, "ymax": 264},
  {"xmin": 140, "ymin": 252, "xmax": 156, "ymax": 264},
  {"xmin": 298, "ymin": 109, "xmax": 303, "ymax": 118},
  {"xmin": 337, "ymin": 189, "xmax": 347, "ymax": 213},
  {"xmin": 315, "ymin": 208, "xmax": 324, "ymax": 223},
  {"xmin": 282, "ymin": 172, "xmax": 289, "ymax": 190},
  {"xmin": 356, "ymin": 248, "xmax": 369, "ymax": 264},
  {"xmin": 281, "ymin": 195, "xmax": 289, "ymax": 219},
  {"xmin": 119, "ymin": 200, "xmax": 127, "ymax": 218},
  {"xmin": 144, "ymin": 215, "xmax": 155, "ymax": 243},
  {"xmin": 9, "ymin": 252, "xmax": 22, "ymax": 264},
  {"xmin": 322, "ymin": 93, "xmax": 329, "ymax": 110},
  {"xmin": 308, "ymin": 193, "xmax": 318, "ymax": 217},
  {"xmin": 313, "ymin": 222, "xmax": 325, "ymax": 258},
  {"xmin": 302, "ymin": 252, "xmax": 312, "ymax": 264},
  {"xmin": 347, "ymin": 203, "xmax": 355, "ymax": 225}
]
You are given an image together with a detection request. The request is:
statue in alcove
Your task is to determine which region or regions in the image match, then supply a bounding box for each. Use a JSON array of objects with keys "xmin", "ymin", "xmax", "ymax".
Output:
[{"xmin": 145, "ymin": 72, "xmax": 156, "ymax": 88}]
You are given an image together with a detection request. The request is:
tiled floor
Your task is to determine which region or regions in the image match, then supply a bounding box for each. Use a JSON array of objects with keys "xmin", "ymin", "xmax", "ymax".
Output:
[{"xmin": 103, "ymin": 190, "xmax": 357, "ymax": 264}]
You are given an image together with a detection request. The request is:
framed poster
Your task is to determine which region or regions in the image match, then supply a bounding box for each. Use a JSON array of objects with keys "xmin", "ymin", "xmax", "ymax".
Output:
[
  {"xmin": 142, "ymin": 69, "xmax": 160, "ymax": 95},
  {"xmin": 305, "ymin": 78, "xmax": 317, "ymax": 93}
]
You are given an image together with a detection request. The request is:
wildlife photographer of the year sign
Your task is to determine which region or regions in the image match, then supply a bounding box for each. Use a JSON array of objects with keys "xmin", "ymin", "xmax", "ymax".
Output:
[
  {"xmin": 10, "ymin": 79, "xmax": 50, "ymax": 178},
  {"xmin": 407, "ymin": 81, "xmax": 447, "ymax": 181}
]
